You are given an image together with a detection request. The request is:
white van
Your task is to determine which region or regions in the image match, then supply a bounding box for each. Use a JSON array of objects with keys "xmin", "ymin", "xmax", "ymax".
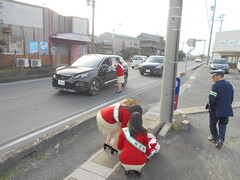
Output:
[
  {"xmin": 131, "ymin": 55, "xmax": 148, "ymax": 69},
  {"xmin": 237, "ymin": 59, "xmax": 240, "ymax": 73}
]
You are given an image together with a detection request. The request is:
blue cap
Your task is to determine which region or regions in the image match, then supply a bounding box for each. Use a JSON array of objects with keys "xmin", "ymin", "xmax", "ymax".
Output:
[{"xmin": 210, "ymin": 69, "xmax": 224, "ymax": 76}]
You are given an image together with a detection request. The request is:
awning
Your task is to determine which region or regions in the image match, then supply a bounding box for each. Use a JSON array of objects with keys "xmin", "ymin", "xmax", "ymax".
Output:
[{"xmin": 51, "ymin": 33, "xmax": 91, "ymax": 43}]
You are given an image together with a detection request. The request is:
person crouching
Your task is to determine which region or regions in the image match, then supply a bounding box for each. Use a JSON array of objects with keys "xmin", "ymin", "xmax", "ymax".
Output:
[{"xmin": 117, "ymin": 112, "xmax": 151, "ymax": 175}]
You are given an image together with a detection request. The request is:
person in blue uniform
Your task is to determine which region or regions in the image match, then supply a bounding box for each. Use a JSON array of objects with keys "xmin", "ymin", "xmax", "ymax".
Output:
[{"xmin": 206, "ymin": 70, "xmax": 234, "ymax": 149}]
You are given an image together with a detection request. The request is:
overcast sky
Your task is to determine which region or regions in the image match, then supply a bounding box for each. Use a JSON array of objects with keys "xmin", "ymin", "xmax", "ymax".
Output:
[{"xmin": 14, "ymin": 0, "xmax": 240, "ymax": 55}]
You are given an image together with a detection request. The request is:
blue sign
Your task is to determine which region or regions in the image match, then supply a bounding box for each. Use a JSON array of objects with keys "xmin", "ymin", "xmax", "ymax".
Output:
[
  {"xmin": 29, "ymin": 42, "xmax": 38, "ymax": 54},
  {"xmin": 174, "ymin": 77, "xmax": 181, "ymax": 110},
  {"xmin": 39, "ymin": 42, "xmax": 48, "ymax": 54}
]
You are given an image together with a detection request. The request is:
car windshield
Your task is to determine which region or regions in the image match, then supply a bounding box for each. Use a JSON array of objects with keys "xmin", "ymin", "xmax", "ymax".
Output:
[
  {"xmin": 213, "ymin": 59, "xmax": 227, "ymax": 64},
  {"xmin": 146, "ymin": 56, "xmax": 164, "ymax": 63},
  {"xmin": 71, "ymin": 55, "xmax": 103, "ymax": 68},
  {"xmin": 133, "ymin": 57, "xmax": 143, "ymax": 60}
]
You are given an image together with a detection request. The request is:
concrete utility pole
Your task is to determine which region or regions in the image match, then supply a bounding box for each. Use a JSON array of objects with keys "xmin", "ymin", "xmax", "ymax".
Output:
[
  {"xmin": 160, "ymin": 0, "xmax": 183, "ymax": 124},
  {"xmin": 206, "ymin": 0, "xmax": 216, "ymax": 66},
  {"xmin": 218, "ymin": 14, "xmax": 225, "ymax": 32},
  {"xmin": 87, "ymin": 0, "xmax": 95, "ymax": 53}
]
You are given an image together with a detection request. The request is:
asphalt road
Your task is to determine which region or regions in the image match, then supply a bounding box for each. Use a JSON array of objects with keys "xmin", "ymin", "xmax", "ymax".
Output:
[{"xmin": 0, "ymin": 61, "xmax": 197, "ymax": 154}]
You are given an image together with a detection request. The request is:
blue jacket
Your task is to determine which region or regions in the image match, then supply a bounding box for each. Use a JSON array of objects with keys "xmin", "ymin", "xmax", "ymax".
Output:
[{"xmin": 207, "ymin": 79, "xmax": 234, "ymax": 117}]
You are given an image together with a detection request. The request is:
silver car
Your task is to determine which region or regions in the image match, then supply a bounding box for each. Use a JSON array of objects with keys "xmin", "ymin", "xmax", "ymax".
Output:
[
  {"xmin": 209, "ymin": 58, "xmax": 230, "ymax": 74},
  {"xmin": 237, "ymin": 59, "xmax": 240, "ymax": 73}
]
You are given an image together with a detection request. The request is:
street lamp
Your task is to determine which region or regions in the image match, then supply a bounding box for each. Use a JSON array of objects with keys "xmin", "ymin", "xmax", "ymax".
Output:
[
  {"xmin": 86, "ymin": 0, "xmax": 95, "ymax": 53},
  {"xmin": 206, "ymin": 0, "xmax": 216, "ymax": 66}
]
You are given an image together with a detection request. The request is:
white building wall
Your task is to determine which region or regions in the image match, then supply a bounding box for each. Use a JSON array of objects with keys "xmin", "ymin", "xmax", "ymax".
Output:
[
  {"xmin": 2, "ymin": 0, "xmax": 43, "ymax": 28},
  {"xmin": 72, "ymin": 17, "xmax": 88, "ymax": 35},
  {"xmin": 213, "ymin": 30, "xmax": 240, "ymax": 53}
]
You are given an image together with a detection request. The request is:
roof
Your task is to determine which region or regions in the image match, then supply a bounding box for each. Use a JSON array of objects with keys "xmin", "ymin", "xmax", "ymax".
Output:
[
  {"xmin": 115, "ymin": 34, "xmax": 140, "ymax": 40},
  {"xmin": 51, "ymin": 33, "xmax": 91, "ymax": 42},
  {"xmin": 137, "ymin": 33, "xmax": 163, "ymax": 42}
]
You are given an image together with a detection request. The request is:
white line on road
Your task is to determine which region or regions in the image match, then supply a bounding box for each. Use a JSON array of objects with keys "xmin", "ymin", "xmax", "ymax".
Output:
[{"xmin": 0, "ymin": 77, "xmax": 51, "ymax": 86}]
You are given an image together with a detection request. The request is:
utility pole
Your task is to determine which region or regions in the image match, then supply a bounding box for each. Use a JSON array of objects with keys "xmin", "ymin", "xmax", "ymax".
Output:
[
  {"xmin": 86, "ymin": 0, "xmax": 95, "ymax": 53},
  {"xmin": 218, "ymin": 14, "xmax": 225, "ymax": 32},
  {"xmin": 206, "ymin": 0, "xmax": 216, "ymax": 66},
  {"xmin": 113, "ymin": 28, "xmax": 115, "ymax": 54},
  {"xmin": 160, "ymin": 0, "xmax": 183, "ymax": 124}
]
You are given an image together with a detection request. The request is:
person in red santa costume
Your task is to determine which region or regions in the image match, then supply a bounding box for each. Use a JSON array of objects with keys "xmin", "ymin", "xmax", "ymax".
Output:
[
  {"xmin": 115, "ymin": 57, "xmax": 124, "ymax": 93},
  {"xmin": 117, "ymin": 112, "xmax": 152, "ymax": 175},
  {"xmin": 96, "ymin": 104, "xmax": 142, "ymax": 154}
]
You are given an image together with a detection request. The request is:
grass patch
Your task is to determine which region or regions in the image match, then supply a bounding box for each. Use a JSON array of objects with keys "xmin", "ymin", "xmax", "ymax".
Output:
[
  {"xmin": 172, "ymin": 122, "xmax": 180, "ymax": 131},
  {"xmin": 37, "ymin": 153, "xmax": 48, "ymax": 161},
  {"xmin": 0, "ymin": 69, "xmax": 14, "ymax": 73},
  {"xmin": 62, "ymin": 136, "xmax": 77, "ymax": 146},
  {"xmin": 0, "ymin": 170, "xmax": 18, "ymax": 180}
]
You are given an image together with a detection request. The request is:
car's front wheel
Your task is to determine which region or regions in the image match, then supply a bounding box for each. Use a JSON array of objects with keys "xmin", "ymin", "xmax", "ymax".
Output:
[{"xmin": 88, "ymin": 79, "xmax": 100, "ymax": 96}]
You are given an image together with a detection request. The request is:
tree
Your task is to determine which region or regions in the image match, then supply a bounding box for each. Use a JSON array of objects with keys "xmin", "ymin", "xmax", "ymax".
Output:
[
  {"xmin": 120, "ymin": 41, "xmax": 126, "ymax": 58},
  {"xmin": 120, "ymin": 40, "xmax": 140, "ymax": 60},
  {"xmin": 178, "ymin": 50, "xmax": 186, "ymax": 61}
]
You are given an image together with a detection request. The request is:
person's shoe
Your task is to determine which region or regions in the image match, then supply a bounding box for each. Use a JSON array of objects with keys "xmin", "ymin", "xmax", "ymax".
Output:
[
  {"xmin": 216, "ymin": 140, "xmax": 223, "ymax": 149},
  {"xmin": 111, "ymin": 147, "xmax": 118, "ymax": 154},
  {"xmin": 103, "ymin": 143, "xmax": 112, "ymax": 150},
  {"xmin": 133, "ymin": 170, "xmax": 141, "ymax": 175},
  {"xmin": 115, "ymin": 90, "xmax": 122, "ymax": 93},
  {"xmin": 208, "ymin": 137, "xmax": 217, "ymax": 144}
]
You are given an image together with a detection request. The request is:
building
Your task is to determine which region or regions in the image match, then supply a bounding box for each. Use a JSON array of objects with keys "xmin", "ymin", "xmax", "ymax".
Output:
[
  {"xmin": 213, "ymin": 30, "xmax": 240, "ymax": 68},
  {"xmin": 89, "ymin": 36, "xmax": 113, "ymax": 55},
  {"xmin": 0, "ymin": 0, "xmax": 90, "ymax": 68},
  {"xmin": 98, "ymin": 32, "xmax": 140, "ymax": 55},
  {"xmin": 137, "ymin": 33, "xmax": 165, "ymax": 56}
]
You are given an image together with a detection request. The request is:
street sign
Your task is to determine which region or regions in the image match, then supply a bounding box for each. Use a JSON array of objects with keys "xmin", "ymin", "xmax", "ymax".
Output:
[
  {"xmin": 174, "ymin": 77, "xmax": 181, "ymax": 110},
  {"xmin": 187, "ymin": 38, "xmax": 196, "ymax": 47}
]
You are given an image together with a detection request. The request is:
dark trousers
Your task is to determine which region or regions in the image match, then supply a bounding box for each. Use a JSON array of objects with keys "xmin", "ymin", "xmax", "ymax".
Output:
[{"xmin": 209, "ymin": 111, "xmax": 229, "ymax": 142}]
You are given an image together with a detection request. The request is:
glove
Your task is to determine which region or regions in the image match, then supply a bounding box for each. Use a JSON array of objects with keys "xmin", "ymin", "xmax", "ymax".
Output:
[{"xmin": 205, "ymin": 103, "xmax": 209, "ymax": 110}]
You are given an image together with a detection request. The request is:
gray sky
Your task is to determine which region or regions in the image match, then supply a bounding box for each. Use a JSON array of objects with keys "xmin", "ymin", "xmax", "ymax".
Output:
[{"xmin": 15, "ymin": 0, "xmax": 240, "ymax": 55}]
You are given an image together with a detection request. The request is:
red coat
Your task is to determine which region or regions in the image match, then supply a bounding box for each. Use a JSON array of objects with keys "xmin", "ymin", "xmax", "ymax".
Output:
[
  {"xmin": 100, "ymin": 106, "xmax": 131, "ymax": 128},
  {"xmin": 117, "ymin": 130, "xmax": 151, "ymax": 165},
  {"xmin": 116, "ymin": 64, "xmax": 124, "ymax": 77}
]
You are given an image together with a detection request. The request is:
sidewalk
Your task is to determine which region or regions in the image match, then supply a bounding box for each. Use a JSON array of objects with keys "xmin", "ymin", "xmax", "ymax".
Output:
[{"xmin": 65, "ymin": 66, "xmax": 240, "ymax": 180}]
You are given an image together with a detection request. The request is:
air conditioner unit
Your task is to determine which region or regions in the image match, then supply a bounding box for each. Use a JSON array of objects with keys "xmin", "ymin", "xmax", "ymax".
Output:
[
  {"xmin": 16, "ymin": 58, "xmax": 29, "ymax": 67},
  {"xmin": 30, "ymin": 59, "xmax": 42, "ymax": 67}
]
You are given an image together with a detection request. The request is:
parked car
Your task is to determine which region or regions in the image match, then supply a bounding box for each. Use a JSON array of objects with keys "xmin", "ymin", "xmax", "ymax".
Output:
[
  {"xmin": 209, "ymin": 58, "xmax": 230, "ymax": 74},
  {"xmin": 52, "ymin": 54, "xmax": 128, "ymax": 96},
  {"xmin": 131, "ymin": 55, "xmax": 148, "ymax": 69},
  {"xmin": 195, "ymin": 58, "xmax": 202, "ymax": 63},
  {"xmin": 237, "ymin": 59, "xmax": 240, "ymax": 73},
  {"xmin": 139, "ymin": 55, "xmax": 164, "ymax": 76}
]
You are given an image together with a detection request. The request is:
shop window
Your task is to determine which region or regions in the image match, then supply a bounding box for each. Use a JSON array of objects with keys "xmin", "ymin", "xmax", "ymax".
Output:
[
  {"xmin": 229, "ymin": 40, "xmax": 235, "ymax": 46},
  {"xmin": 219, "ymin": 40, "xmax": 226, "ymax": 46},
  {"xmin": 9, "ymin": 36, "xmax": 23, "ymax": 54}
]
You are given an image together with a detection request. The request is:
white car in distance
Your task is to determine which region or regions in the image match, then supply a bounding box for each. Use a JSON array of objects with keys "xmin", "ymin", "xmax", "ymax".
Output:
[{"xmin": 131, "ymin": 55, "xmax": 148, "ymax": 69}]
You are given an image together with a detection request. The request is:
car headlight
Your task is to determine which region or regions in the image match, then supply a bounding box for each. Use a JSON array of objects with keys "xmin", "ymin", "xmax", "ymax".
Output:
[
  {"xmin": 53, "ymin": 74, "xmax": 56, "ymax": 78},
  {"xmin": 74, "ymin": 72, "xmax": 89, "ymax": 79},
  {"xmin": 155, "ymin": 64, "xmax": 162, "ymax": 69}
]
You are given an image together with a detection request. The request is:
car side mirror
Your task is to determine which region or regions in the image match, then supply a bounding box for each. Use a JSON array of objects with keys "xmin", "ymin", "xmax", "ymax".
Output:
[{"xmin": 100, "ymin": 64, "xmax": 109, "ymax": 71}]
